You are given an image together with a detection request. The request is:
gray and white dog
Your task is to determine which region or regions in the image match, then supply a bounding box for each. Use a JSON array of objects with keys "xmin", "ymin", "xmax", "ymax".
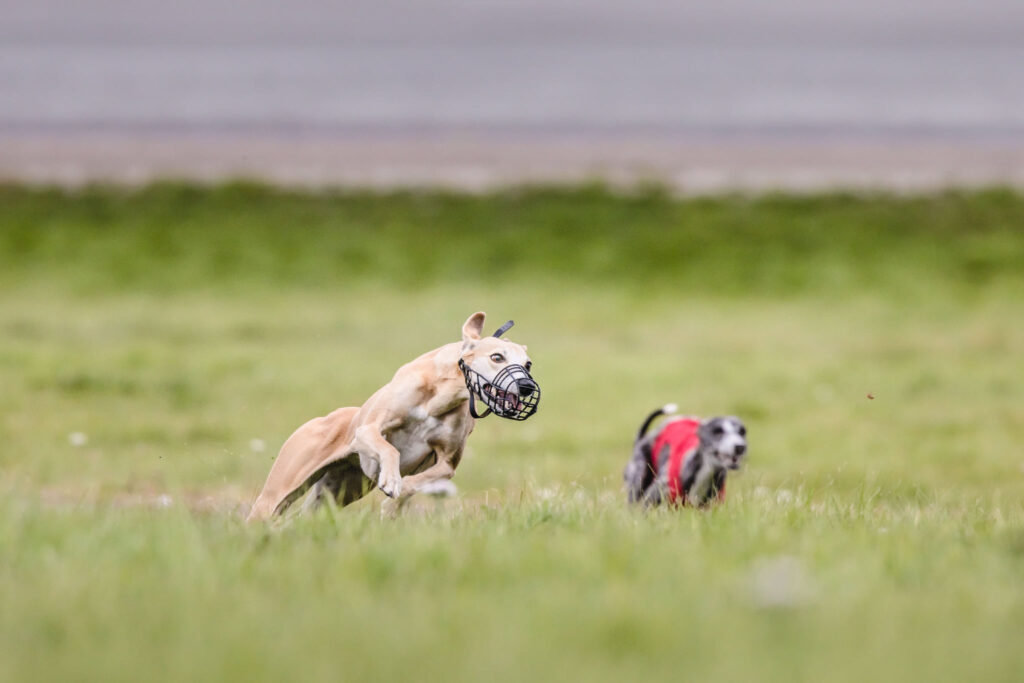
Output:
[{"xmin": 624, "ymin": 404, "xmax": 748, "ymax": 507}]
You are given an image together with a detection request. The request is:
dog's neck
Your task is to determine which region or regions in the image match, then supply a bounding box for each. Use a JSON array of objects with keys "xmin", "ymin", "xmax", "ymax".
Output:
[
  {"xmin": 695, "ymin": 440, "xmax": 726, "ymax": 471},
  {"xmin": 433, "ymin": 342, "xmax": 470, "ymax": 381},
  {"xmin": 422, "ymin": 343, "xmax": 473, "ymax": 415}
]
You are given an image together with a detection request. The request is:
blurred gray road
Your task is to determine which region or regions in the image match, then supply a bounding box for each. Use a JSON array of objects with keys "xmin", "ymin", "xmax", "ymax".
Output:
[{"xmin": 3, "ymin": 0, "xmax": 1023, "ymax": 189}]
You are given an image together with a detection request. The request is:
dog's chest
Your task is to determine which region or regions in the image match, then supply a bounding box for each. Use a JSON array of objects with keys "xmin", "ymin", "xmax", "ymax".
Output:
[{"xmin": 386, "ymin": 407, "xmax": 469, "ymax": 472}]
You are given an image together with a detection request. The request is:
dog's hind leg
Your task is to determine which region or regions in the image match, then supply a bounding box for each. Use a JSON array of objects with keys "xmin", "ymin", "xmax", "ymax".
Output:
[
  {"xmin": 339, "ymin": 470, "xmax": 375, "ymax": 506},
  {"xmin": 624, "ymin": 439, "xmax": 655, "ymax": 504},
  {"xmin": 291, "ymin": 459, "xmax": 371, "ymax": 516},
  {"xmin": 299, "ymin": 474, "xmax": 336, "ymax": 515},
  {"xmin": 297, "ymin": 463, "xmax": 350, "ymax": 514}
]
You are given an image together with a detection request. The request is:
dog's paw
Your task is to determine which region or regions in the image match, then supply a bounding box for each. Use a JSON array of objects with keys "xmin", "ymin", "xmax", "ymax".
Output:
[{"xmin": 378, "ymin": 468, "xmax": 403, "ymax": 499}]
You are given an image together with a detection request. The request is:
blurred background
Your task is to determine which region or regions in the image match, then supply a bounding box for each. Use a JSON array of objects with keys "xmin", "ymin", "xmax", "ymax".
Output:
[{"xmin": 3, "ymin": 0, "xmax": 1024, "ymax": 190}]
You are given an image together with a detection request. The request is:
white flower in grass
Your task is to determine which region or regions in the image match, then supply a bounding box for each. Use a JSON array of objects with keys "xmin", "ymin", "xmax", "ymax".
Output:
[
  {"xmin": 535, "ymin": 487, "xmax": 559, "ymax": 501},
  {"xmin": 419, "ymin": 480, "xmax": 458, "ymax": 498},
  {"xmin": 249, "ymin": 438, "xmax": 266, "ymax": 453},
  {"xmin": 155, "ymin": 494, "xmax": 173, "ymax": 508},
  {"xmin": 749, "ymin": 555, "xmax": 816, "ymax": 609},
  {"xmin": 68, "ymin": 432, "xmax": 88, "ymax": 447}
]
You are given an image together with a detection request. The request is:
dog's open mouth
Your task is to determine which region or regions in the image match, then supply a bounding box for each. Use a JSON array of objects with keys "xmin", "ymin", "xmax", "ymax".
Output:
[
  {"xmin": 459, "ymin": 360, "xmax": 540, "ymax": 420},
  {"xmin": 483, "ymin": 383, "xmax": 525, "ymax": 413},
  {"xmin": 724, "ymin": 454, "xmax": 744, "ymax": 470}
]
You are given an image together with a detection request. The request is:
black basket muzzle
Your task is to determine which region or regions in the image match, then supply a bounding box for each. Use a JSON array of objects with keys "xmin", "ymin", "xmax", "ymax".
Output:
[{"xmin": 459, "ymin": 360, "xmax": 540, "ymax": 420}]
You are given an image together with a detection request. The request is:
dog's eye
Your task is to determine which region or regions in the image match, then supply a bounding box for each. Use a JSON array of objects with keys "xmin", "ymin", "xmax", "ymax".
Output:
[
  {"xmin": 525, "ymin": 361, "xmax": 532, "ymax": 372},
  {"xmin": 490, "ymin": 354, "xmax": 505, "ymax": 363},
  {"xmin": 712, "ymin": 427, "xmax": 724, "ymax": 437},
  {"xmin": 739, "ymin": 427, "xmax": 746, "ymax": 437}
]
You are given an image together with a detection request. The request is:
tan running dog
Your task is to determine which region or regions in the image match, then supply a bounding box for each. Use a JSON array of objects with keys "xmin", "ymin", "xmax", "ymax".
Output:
[{"xmin": 247, "ymin": 312, "xmax": 540, "ymax": 521}]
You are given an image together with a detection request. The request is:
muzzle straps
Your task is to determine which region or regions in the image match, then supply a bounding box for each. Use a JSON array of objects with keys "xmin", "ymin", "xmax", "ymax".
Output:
[
  {"xmin": 459, "ymin": 359, "xmax": 490, "ymax": 418},
  {"xmin": 491, "ymin": 320, "xmax": 515, "ymax": 338},
  {"xmin": 468, "ymin": 320, "xmax": 511, "ymax": 418},
  {"xmin": 462, "ymin": 361, "xmax": 492, "ymax": 419}
]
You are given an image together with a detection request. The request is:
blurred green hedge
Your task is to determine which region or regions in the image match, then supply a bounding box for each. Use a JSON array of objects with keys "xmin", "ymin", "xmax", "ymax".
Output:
[{"xmin": 2, "ymin": 182, "xmax": 1022, "ymax": 296}]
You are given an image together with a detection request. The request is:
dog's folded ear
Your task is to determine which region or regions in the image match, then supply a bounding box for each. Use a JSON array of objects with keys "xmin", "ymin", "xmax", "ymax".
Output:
[{"xmin": 462, "ymin": 311, "xmax": 486, "ymax": 342}]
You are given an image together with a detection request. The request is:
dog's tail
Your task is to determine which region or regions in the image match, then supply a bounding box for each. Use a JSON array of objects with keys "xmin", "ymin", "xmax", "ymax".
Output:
[{"xmin": 636, "ymin": 403, "xmax": 677, "ymax": 442}]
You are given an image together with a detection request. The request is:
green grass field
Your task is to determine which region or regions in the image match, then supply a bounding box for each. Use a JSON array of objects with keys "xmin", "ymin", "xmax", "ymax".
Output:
[{"xmin": 1, "ymin": 183, "xmax": 1023, "ymax": 682}]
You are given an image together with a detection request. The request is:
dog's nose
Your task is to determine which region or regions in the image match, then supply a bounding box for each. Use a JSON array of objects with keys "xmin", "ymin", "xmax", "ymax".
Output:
[
  {"xmin": 516, "ymin": 378, "xmax": 538, "ymax": 397},
  {"xmin": 734, "ymin": 443, "xmax": 746, "ymax": 456}
]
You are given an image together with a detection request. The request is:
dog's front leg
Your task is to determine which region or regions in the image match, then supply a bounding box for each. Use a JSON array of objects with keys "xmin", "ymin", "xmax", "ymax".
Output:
[
  {"xmin": 640, "ymin": 476, "xmax": 666, "ymax": 507},
  {"xmin": 380, "ymin": 457, "xmax": 456, "ymax": 519},
  {"xmin": 352, "ymin": 424, "xmax": 403, "ymax": 498}
]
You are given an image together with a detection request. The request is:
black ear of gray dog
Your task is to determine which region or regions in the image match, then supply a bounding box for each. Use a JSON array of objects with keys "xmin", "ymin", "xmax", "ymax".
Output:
[{"xmin": 698, "ymin": 416, "xmax": 748, "ymax": 471}]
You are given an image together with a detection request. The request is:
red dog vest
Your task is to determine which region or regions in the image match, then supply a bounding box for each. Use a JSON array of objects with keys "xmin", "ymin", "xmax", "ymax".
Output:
[{"xmin": 650, "ymin": 418, "xmax": 726, "ymax": 505}]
